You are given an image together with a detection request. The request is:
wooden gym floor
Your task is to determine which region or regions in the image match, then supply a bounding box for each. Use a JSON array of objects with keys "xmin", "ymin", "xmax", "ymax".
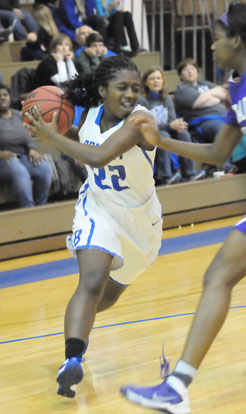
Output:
[{"xmin": 0, "ymin": 216, "xmax": 245, "ymax": 414}]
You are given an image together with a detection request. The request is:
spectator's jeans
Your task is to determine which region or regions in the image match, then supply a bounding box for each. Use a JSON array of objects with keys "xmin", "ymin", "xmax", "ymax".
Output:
[
  {"xmin": 0, "ymin": 154, "xmax": 52, "ymax": 208},
  {"xmin": 155, "ymin": 130, "xmax": 196, "ymax": 180},
  {"xmin": 196, "ymin": 118, "xmax": 225, "ymax": 143},
  {"xmin": 0, "ymin": 9, "xmax": 38, "ymax": 40}
]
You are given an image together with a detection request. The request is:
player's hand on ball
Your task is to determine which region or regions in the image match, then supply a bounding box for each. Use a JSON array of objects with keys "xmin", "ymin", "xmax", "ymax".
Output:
[
  {"xmin": 24, "ymin": 106, "xmax": 58, "ymax": 142},
  {"xmin": 129, "ymin": 114, "xmax": 161, "ymax": 147}
]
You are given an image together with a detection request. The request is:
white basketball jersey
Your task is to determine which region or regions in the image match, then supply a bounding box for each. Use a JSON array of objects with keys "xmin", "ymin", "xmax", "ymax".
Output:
[{"xmin": 78, "ymin": 104, "xmax": 156, "ymax": 207}]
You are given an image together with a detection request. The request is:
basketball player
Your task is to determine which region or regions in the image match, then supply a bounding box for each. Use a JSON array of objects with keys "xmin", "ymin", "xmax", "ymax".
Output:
[
  {"xmin": 24, "ymin": 56, "xmax": 163, "ymax": 398},
  {"xmin": 120, "ymin": 3, "xmax": 246, "ymax": 413}
]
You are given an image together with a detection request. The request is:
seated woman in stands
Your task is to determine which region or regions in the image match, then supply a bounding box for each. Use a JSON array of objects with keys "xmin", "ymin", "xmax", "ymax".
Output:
[
  {"xmin": 139, "ymin": 66, "xmax": 205, "ymax": 185},
  {"xmin": 21, "ymin": 4, "xmax": 59, "ymax": 61},
  {"xmin": 33, "ymin": 33, "xmax": 78, "ymax": 88},
  {"xmin": 0, "ymin": 84, "xmax": 52, "ymax": 208}
]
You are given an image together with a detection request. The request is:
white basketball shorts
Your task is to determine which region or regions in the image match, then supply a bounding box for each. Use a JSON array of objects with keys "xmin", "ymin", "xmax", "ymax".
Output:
[{"xmin": 66, "ymin": 184, "xmax": 163, "ymax": 285}]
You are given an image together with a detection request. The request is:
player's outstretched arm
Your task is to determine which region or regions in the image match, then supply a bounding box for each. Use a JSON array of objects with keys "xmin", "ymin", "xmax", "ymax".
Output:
[
  {"xmin": 129, "ymin": 113, "xmax": 242, "ymax": 166},
  {"xmin": 24, "ymin": 107, "xmax": 144, "ymax": 168}
]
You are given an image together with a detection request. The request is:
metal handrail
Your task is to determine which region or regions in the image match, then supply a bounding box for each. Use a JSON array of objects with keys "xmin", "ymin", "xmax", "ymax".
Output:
[{"xmin": 143, "ymin": 0, "xmax": 231, "ymax": 81}]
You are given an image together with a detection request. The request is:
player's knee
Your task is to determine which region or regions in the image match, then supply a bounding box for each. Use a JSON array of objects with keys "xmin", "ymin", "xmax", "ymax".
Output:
[
  {"xmin": 203, "ymin": 266, "xmax": 235, "ymax": 291},
  {"xmin": 82, "ymin": 272, "xmax": 107, "ymax": 298},
  {"xmin": 97, "ymin": 295, "xmax": 117, "ymax": 312}
]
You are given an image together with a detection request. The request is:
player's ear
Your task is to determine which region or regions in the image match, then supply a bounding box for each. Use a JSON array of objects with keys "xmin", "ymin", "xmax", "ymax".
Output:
[
  {"xmin": 98, "ymin": 85, "xmax": 106, "ymax": 99},
  {"xmin": 232, "ymin": 33, "xmax": 243, "ymax": 50}
]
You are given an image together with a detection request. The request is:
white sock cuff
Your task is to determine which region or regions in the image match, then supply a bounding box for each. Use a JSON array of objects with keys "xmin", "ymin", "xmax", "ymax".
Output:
[
  {"xmin": 167, "ymin": 375, "xmax": 187, "ymax": 395},
  {"xmin": 174, "ymin": 360, "xmax": 197, "ymax": 379}
]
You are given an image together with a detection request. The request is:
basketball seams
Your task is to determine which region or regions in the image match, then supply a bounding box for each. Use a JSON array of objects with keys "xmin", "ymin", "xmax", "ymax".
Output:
[
  {"xmin": 22, "ymin": 85, "xmax": 74, "ymax": 134},
  {"xmin": 23, "ymin": 98, "xmax": 74, "ymax": 110}
]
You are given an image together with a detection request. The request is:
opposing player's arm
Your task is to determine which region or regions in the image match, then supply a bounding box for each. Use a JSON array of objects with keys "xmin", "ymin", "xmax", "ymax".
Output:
[
  {"xmin": 23, "ymin": 108, "xmax": 153, "ymax": 168},
  {"xmin": 129, "ymin": 113, "xmax": 242, "ymax": 166}
]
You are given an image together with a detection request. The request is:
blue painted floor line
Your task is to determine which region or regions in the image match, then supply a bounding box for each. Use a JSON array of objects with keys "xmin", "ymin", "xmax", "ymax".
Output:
[
  {"xmin": 0, "ymin": 225, "xmax": 233, "ymax": 289},
  {"xmin": 0, "ymin": 306, "xmax": 244, "ymax": 345}
]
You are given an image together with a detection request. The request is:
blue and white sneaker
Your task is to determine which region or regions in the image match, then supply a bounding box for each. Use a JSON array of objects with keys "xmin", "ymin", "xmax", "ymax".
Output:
[
  {"xmin": 120, "ymin": 348, "xmax": 190, "ymax": 414},
  {"xmin": 56, "ymin": 356, "xmax": 83, "ymax": 398}
]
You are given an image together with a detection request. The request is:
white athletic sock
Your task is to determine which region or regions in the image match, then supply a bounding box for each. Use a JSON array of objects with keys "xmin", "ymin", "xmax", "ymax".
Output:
[
  {"xmin": 166, "ymin": 360, "xmax": 197, "ymax": 392},
  {"xmin": 173, "ymin": 360, "xmax": 197, "ymax": 379}
]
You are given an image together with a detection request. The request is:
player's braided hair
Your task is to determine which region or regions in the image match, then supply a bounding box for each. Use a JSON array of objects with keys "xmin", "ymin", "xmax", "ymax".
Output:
[
  {"xmin": 216, "ymin": 2, "xmax": 246, "ymax": 42},
  {"xmin": 62, "ymin": 55, "xmax": 140, "ymax": 108}
]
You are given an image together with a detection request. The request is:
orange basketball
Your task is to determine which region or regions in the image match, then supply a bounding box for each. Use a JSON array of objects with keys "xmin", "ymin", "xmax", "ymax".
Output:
[{"xmin": 22, "ymin": 85, "xmax": 75, "ymax": 135}]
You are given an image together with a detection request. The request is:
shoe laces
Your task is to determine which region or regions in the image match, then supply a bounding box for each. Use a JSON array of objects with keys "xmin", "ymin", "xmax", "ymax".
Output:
[{"xmin": 159, "ymin": 343, "xmax": 170, "ymax": 380}]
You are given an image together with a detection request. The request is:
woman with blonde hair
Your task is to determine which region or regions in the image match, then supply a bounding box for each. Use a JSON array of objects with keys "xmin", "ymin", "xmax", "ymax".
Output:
[{"xmin": 21, "ymin": 4, "xmax": 59, "ymax": 61}]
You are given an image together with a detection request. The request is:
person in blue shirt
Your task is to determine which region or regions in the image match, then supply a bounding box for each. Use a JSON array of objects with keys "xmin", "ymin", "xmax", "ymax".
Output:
[
  {"xmin": 53, "ymin": 0, "xmax": 107, "ymax": 43},
  {"xmin": 75, "ymin": 25, "xmax": 117, "ymax": 58},
  {"xmin": 74, "ymin": 24, "xmax": 94, "ymax": 56}
]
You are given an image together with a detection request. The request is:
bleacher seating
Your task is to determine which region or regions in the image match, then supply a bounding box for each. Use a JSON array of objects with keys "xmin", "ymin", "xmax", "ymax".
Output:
[{"xmin": 0, "ymin": 11, "xmax": 245, "ymax": 261}]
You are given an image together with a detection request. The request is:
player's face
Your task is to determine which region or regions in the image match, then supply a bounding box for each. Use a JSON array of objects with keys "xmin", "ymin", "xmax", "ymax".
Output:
[
  {"xmin": 180, "ymin": 64, "xmax": 198, "ymax": 85},
  {"xmin": 145, "ymin": 70, "xmax": 163, "ymax": 93},
  {"xmin": 211, "ymin": 25, "xmax": 235, "ymax": 69},
  {"xmin": 0, "ymin": 88, "xmax": 10, "ymax": 112},
  {"xmin": 100, "ymin": 69, "xmax": 140, "ymax": 120}
]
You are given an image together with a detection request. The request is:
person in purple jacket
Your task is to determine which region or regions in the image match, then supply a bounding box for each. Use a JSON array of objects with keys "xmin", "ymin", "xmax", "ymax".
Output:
[{"xmin": 120, "ymin": 3, "xmax": 246, "ymax": 413}]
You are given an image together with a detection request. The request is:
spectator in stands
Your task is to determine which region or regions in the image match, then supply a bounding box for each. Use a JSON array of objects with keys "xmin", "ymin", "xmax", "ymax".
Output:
[
  {"xmin": 34, "ymin": 0, "xmax": 58, "ymax": 8},
  {"xmin": 0, "ymin": 17, "xmax": 15, "ymax": 42},
  {"xmin": 174, "ymin": 58, "xmax": 233, "ymax": 175},
  {"xmin": 75, "ymin": 32, "xmax": 115, "ymax": 74},
  {"xmin": 53, "ymin": 0, "xmax": 107, "ymax": 43},
  {"xmin": 33, "ymin": 33, "xmax": 78, "ymax": 88},
  {"xmin": 174, "ymin": 58, "xmax": 228, "ymax": 143},
  {"xmin": 74, "ymin": 24, "xmax": 94, "ymax": 56},
  {"xmin": 74, "ymin": 24, "xmax": 116, "ymax": 57},
  {"xmin": 0, "ymin": 0, "xmax": 38, "ymax": 40},
  {"xmin": 95, "ymin": 0, "xmax": 142, "ymax": 56},
  {"xmin": 139, "ymin": 66, "xmax": 205, "ymax": 185},
  {"xmin": 21, "ymin": 4, "xmax": 59, "ymax": 61},
  {"xmin": 0, "ymin": 84, "xmax": 52, "ymax": 208}
]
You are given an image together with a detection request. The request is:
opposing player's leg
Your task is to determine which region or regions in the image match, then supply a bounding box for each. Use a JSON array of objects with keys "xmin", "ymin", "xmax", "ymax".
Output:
[
  {"xmin": 57, "ymin": 248, "xmax": 113, "ymax": 398},
  {"xmin": 120, "ymin": 227, "xmax": 246, "ymax": 413},
  {"xmin": 179, "ymin": 228, "xmax": 246, "ymax": 368}
]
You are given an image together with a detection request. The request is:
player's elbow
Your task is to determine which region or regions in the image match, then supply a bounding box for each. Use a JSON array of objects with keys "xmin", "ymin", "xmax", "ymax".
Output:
[
  {"xmin": 210, "ymin": 148, "xmax": 229, "ymax": 166},
  {"xmin": 88, "ymin": 151, "xmax": 108, "ymax": 168}
]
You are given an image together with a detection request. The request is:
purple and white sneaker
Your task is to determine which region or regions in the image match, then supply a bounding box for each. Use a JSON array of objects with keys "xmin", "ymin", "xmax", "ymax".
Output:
[{"xmin": 120, "ymin": 348, "xmax": 190, "ymax": 414}]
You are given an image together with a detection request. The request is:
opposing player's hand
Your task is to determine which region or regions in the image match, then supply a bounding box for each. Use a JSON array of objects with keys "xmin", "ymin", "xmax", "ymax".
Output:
[
  {"xmin": 24, "ymin": 106, "xmax": 58, "ymax": 143},
  {"xmin": 128, "ymin": 114, "xmax": 161, "ymax": 147}
]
